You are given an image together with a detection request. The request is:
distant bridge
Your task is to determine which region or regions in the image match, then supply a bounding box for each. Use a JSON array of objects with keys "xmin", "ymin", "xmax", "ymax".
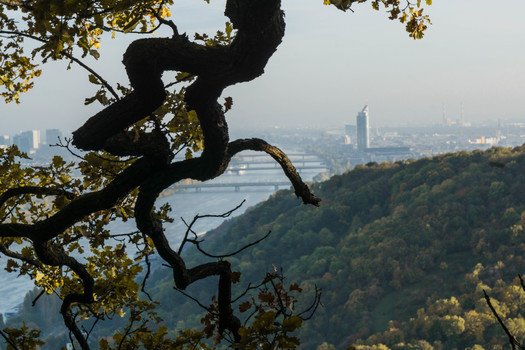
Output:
[
  {"xmin": 227, "ymin": 164, "xmax": 326, "ymax": 174},
  {"xmin": 230, "ymin": 159, "xmax": 325, "ymax": 166},
  {"xmin": 234, "ymin": 153, "xmax": 320, "ymax": 161},
  {"xmin": 228, "ymin": 153, "xmax": 326, "ymax": 174},
  {"xmin": 174, "ymin": 181, "xmax": 294, "ymax": 192},
  {"xmin": 170, "ymin": 152, "xmax": 326, "ymax": 192}
]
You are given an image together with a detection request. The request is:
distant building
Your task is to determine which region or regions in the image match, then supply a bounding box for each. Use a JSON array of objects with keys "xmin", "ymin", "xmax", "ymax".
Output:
[
  {"xmin": 356, "ymin": 105, "xmax": 370, "ymax": 150},
  {"xmin": 471, "ymin": 136, "xmax": 499, "ymax": 146},
  {"xmin": 0, "ymin": 135, "xmax": 9, "ymax": 146},
  {"xmin": 31, "ymin": 130, "xmax": 40, "ymax": 148},
  {"xmin": 13, "ymin": 130, "xmax": 40, "ymax": 153},
  {"xmin": 345, "ymin": 124, "xmax": 356, "ymax": 137},
  {"xmin": 46, "ymin": 129, "xmax": 63, "ymax": 145},
  {"xmin": 344, "ymin": 124, "xmax": 356, "ymax": 145},
  {"xmin": 12, "ymin": 133, "xmax": 31, "ymax": 152}
]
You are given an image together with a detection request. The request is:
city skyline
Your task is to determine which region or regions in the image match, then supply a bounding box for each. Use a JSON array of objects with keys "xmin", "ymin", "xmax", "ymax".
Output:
[
  {"xmin": 1, "ymin": 0, "xmax": 524, "ymax": 135},
  {"xmin": 4, "ymin": 119, "xmax": 525, "ymax": 173},
  {"xmin": 0, "ymin": 128, "xmax": 63, "ymax": 153}
]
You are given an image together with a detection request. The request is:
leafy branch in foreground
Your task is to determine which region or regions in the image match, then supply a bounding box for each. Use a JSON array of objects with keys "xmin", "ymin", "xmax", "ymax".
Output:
[{"xmin": 0, "ymin": 0, "xmax": 432, "ymax": 348}]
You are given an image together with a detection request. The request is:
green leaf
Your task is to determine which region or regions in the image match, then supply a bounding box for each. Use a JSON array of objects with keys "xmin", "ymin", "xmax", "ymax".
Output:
[
  {"xmin": 88, "ymin": 74, "xmax": 100, "ymax": 85},
  {"xmin": 89, "ymin": 49, "xmax": 100, "ymax": 59},
  {"xmin": 225, "ymin": 22, "xmax": 233, "ymax": 37},
  {"xmin": 282, "ymin": 316, "xmax": 303, "ymax": 332},
  {"xmin": 185, "ymin": 148, "xmax": 193, "ymax": 160}
]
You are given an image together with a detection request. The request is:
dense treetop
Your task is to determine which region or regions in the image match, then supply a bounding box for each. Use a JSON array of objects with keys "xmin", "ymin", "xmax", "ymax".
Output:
[{"xmin": 165, "ymin": 146, "xmax": 525, "ymax": 349}]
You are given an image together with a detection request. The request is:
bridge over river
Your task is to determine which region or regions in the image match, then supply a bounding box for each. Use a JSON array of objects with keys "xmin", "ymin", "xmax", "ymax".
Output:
[
  {"xmin": 171, "ymin": 152, "xmax": 327, "ymax": 192},
  {"xmin": 173, "ymin": 181, "xmax": 294, "ymax": 192}
]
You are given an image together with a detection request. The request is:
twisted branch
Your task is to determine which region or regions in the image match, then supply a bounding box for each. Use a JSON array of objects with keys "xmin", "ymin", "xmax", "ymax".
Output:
[
  {"xmin": 33, "ymin": 240, "xmax": 94, "ymax": 350},
  {"xmin": 228, "ymin": 138, "xmax": 321, "ymax": 206},
  {"xmin": 0, "ymin": 0, "xmax": 322, "ymax": 347},
  {"xmin": 0, "ymin": 186, "xmax": 76, "ymax": 208}
]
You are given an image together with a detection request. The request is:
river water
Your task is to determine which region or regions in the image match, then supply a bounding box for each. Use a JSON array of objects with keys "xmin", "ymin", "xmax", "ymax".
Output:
[{"xmin": 0, "ymin": 154, "xmax": 324, "ymax": 316}]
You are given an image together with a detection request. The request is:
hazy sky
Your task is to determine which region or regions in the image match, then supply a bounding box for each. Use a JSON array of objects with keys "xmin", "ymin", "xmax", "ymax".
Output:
[{"xmin": 2, "ymin": 0, "xmax": 525, "ymax": 135}]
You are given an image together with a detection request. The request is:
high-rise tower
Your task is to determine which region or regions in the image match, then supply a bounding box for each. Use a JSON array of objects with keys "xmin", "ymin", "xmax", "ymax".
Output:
[{"xmin": 356, "ymin": 105, "xmax": 370, "ymax": 150}]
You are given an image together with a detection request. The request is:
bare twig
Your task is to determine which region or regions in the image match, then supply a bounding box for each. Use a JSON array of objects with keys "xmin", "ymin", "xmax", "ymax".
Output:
[
  {"xmin": 118, "ymin": 314, "xmax": 136, "ymax": 350},
  {"xmin": 484, "ymin": 289, "xmax": 523, "ymax": 350},
  {"xmin": 0, "ymin": 200, "xmax": 20, "ymax": 223},
  {"xmin": 141, "ymin": 251, "xmax": 153, "ymax": 301},
  {"xmin": 84, "ymin": 315, "xmax": 101, "ymax": 342},
  {"xmin": 108, "ymin": 231, "xmax": 141, "ymax": 238},
  {"xmin": 178, "ymin": 200, "xmax": 246, "ymax": 255},
  {"xmin": 31, "ymin": 289, "xmax": 46, "ymax": 307},
  {"xmin": 54, "ymin": 137, "xmax": 86, "ymax": 160},
  {"xmin": 173, "ymin": 287, "xmax": 215, "ymax": 314},
  {"xmin": 269, "ymin": 277, "xmax": 287, "ymax": 317},
  {"xmin": 148, "ymin": 5, "xmax": 179, "ymax": 37},
  {"xmin": 195, "ymin": 231, "xmax": 271, "ymax": 259},
  {"xmin": 91, "ymin": 152, "xmax": 138, "ymax": 164},
  {"xmin": 165, "ymin": 73, "xmax": 196, "ymax": 89},
  {"xmin": 200, "ymin": 230, "xmax": 271, "ymax": 259},
  {"xmin": 242, "ymin": 306, "xmax": 260, "ymax": 327},
  {"xmin": 297, "ymin": 285, "xmax": 322, "ymax": 321},
  {"xmin": 232, "ymin": 282, "xmax": 263, "ymax": 303}
]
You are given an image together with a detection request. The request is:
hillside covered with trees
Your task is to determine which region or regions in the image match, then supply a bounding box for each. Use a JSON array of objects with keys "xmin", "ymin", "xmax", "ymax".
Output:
[
  {"xmin": 148, "ymin": 145, "xmax": 525, "ymax": 349},
  {"xmin": 8, "ymin": 145, "xmax": 525, "ymax": 349}
]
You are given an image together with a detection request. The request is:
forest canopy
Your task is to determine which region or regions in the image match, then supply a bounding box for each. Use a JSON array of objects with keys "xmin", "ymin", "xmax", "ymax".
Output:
[{"xmin": 188, "ymin": 146, "xmax": 525, "ymax": 349}]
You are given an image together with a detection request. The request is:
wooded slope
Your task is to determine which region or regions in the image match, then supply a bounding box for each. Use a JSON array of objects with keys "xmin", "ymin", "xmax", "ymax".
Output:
[
  {"xmin": 174, "ymin": 146, "xmax": 525, "ymax": 349},
  {"xmin": 11, "ymin": 146, "xmax": 525, "ymax": 349}
]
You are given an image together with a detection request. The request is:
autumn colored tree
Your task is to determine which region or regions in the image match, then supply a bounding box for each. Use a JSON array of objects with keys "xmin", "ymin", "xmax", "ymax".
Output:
[{"xmin": 0, "ymin": 0, "xmax": 431, "ymax": 348}]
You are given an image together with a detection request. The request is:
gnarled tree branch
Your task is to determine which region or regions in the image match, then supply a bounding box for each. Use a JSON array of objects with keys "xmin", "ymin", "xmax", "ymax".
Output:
[
  {"xmin": 0, "ymin": 186, "xmax": 76, "ymax": 208},
  {"xmin": 0, "ymin": 0, "xmax": 322, "ymax": 347},
  {"xmin": 228, "ymin": 138, "xmax": 321, "ymax": 205}
]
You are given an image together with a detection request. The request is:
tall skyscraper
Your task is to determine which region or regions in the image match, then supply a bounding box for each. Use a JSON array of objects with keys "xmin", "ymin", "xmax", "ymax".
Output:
[{"xmin": 356, "ymin": 105, "xmax": 370, "ymax": 150}]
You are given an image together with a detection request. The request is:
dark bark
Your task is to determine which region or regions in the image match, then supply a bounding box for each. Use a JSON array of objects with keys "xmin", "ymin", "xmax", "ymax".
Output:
[{"xmin": 0, "ymin": 0, "xmax": 320, "ymax": 347}]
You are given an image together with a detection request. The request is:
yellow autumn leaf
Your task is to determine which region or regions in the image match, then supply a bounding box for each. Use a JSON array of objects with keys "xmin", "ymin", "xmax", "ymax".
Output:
[{"xmin": 35, "ymin": 271, "xmax": 45, "ymax": 282}]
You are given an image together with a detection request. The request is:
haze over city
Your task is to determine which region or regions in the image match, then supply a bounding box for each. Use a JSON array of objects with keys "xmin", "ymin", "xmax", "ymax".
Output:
[{"xmin": 2, "ymin": 0, "xmax": 524, "ymax": 134}]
